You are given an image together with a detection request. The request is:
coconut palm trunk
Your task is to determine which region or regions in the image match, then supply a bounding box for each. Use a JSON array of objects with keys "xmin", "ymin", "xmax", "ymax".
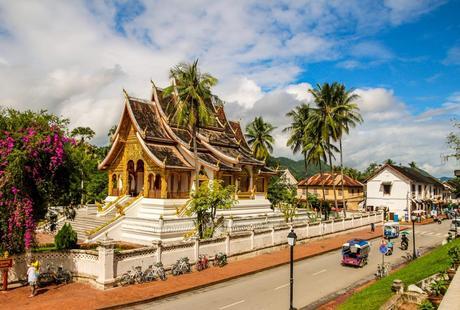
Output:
[
  {"xmin": 340, "ymin": 138, "xmax": 346, "ymax": 218},
  {"xmin": 319, "ymin": 160, "xmax": 325, "ymax": 220},
  {"xmin": 328, "ymin": 137, "xmax": 338, "ymax": 217},
  {"xmin": 303, "ymin": 153, "xmax": 309, "ymax": 208}
]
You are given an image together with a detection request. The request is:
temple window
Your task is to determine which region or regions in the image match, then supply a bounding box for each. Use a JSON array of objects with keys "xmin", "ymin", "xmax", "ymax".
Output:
[
  {"xmin": 154, "ymin": 174, "xmax": 161, "ymax": 190},
  {"xmin": 111, "ymin": 174, "xmax": 117, "ymax": 189}
]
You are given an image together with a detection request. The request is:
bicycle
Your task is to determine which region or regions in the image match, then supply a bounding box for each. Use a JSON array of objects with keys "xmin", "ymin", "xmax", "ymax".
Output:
[
  {"xmin": 374, "ymin": 263, "xmax": 390, "ymax": 279},
  {"xmin": 196, "ymin": 254, "xmax": 209, "ymax": 271},
  {"xmin": 37, "ymin": 263, "xmax": 72, "ymax": 287},
  {"xmin": 154, "ymin": 262, "xmax": 166, "ymax": 281},
  {"xmin": 119, "ymin": 266, "xmax": 144, "ymax": 286},
  {"xmin": 213, "ymin": 252, "xmax": 227, "ymax": 267},
  {"xmin": 172, "ymin": 257, "xmax": 191, "ymax": 276}
]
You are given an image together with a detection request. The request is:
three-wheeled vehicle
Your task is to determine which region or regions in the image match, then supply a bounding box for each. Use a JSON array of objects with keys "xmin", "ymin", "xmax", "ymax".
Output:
[
  {"xmin": 450, "ymin": 219, "xmax": 460, "ymax": 237},
  {"xmin": 341, "ymin": 239, "xmax": 371, "ymax": 267},
  {"xmin": 383, "ymin": 222, "xmax": 400, "ymax": 239}
]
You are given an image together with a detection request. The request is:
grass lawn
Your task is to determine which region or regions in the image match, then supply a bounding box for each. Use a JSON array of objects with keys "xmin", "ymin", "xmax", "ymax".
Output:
[{"xmin": 339, "ymin": 238, "xmax": 460, "ymax": 310}]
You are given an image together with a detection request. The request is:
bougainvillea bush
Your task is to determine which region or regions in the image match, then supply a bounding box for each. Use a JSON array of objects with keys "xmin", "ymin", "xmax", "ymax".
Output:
[{"xmin": 0, "ymin": 109, "xmax": 81, "ymax": 254}]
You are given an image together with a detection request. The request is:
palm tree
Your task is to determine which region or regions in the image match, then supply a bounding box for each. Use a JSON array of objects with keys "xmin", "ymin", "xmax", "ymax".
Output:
[
  {"xmin": 163, "ymin": 59, "xmax": 218, "ymax": 195},
  {"xmin": 334, "ymin": 84, "xmax": 363, "ymax": 217},
  {"xmin": 385, "ymin": 159, "xmax": 396, "ymax": 165},
  {"xmin": 308, "ymin": 82, "xmax": 345, "ymax": 212},
  {"xmin": 284, "ymin": 104, "xmax": 311, "ymax": 206},
  {"xmin": 245, "ymin": 117, "xmax": 275, "ymax": 161}
]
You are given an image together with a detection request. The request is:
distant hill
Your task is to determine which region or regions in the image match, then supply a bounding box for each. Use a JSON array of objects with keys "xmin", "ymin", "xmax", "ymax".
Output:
[
  {"xmin": 267, "ymin": 156, "xmax": 330, "ymax": 180},
  {"xmin": 440, "ymin": 176, "xmax": 452, "ymax": 182}
]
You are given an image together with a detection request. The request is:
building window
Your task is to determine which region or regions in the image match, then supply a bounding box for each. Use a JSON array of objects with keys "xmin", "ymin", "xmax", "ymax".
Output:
[
  {"xmin": 383, "ymin": 184, "xmax": 392, "ymax": 195},
  {"xmin": 324, "ymin": 189, "xmax": 329, "ymax": 195},
  {"xmin": 302, "ymin": 188, "xmax": 306, "ymax": 196},
  {"xmin": 411, "ymin": 184, "xmax": 415, "ymax": 193},
  {"xmin": 418, "ymin": 185, "xmax": 422, "ymax": 193}
]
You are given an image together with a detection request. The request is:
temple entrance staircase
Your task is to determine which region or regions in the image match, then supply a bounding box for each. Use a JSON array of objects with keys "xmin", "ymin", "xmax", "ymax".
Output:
[{"xmin": 55, "ymin": 206, "xmax": 117, "ymax": 241}]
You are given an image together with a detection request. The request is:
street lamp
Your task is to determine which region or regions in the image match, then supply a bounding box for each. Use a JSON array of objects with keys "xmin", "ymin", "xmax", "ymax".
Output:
[
  {"xmin": 287, "ymin": 229, "xmax": 297, "ymax": 310},
  {"xmin": 411, "ymin": 214, "xmax": 417, "ymax": 259}
]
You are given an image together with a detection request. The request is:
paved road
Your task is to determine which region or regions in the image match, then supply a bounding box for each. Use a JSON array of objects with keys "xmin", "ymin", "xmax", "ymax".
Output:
[{"xmin": 132, "ymin": 221, "xmax": 451, "ymax": 310}]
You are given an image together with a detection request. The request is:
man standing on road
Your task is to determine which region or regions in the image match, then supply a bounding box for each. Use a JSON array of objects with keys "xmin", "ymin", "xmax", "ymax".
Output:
[{"xmin": 371, "ymin": 222, "xmax": 375, "ymax": 232}]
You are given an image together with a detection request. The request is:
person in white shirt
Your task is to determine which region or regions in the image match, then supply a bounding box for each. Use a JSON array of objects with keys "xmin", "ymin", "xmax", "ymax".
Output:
[{"xmin": 27, "ymin": 261, "xmax": 38, "ymax": 297}]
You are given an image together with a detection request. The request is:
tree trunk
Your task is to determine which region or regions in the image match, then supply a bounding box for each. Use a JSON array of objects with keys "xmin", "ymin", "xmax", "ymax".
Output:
[
  {"xmin": 304, "ymin": 153, "xmax": 309, "ymax": 209},
  {"xmin": 340, "ymin": 138, "xmax": 346, "ymax": 218},
  {"xmin": 328, "ymin": 137, "xmax": 337, "ymax": 219},
  {"xmin": 319, "ymin": 160, "xmax": 325, "ymax": 220},
  {"xmin": 192, "ymin": 127, "xmax": 203, "ymax": 238}
]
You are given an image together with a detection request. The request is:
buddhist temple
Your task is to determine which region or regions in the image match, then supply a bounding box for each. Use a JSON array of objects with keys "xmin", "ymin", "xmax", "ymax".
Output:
[{"xmin": 84, "ymin": 82, "xmax": 282, "ymax": 244}]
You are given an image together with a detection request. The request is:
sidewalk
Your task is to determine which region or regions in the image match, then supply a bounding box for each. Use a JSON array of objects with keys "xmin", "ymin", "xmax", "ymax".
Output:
[{"xmin": 0, "ymin": 226, "xmax": 383, "ymax": 310}]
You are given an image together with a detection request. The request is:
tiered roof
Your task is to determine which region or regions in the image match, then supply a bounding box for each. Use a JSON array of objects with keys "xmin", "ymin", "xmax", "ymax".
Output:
[
  {"xmin": 99, "ymin": 83, "xmax": 274, "ymax": 175},
  {"xmin": 298, "ymin": 173, "xmax": 363, "ymax": 187}
]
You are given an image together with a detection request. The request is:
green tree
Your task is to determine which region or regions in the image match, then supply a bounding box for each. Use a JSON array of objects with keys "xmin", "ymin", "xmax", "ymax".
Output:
[
  {"xmin": 384, "ymin": 158, "xmax": 396, "ymax": 165},
  {"xmin": 409, "ymin": 161, "xmax": 417, "ymax": 168},
  {"xmin": 163, "ymin": 59, "xmax": 217, "ymax": 192},
  {"xmin": 284, "ymin": 103, "xmax": 312, "ymax": 206},
  {"xmin": 362, "ymin": 162, "xmax": 379, "ymax": 180},
  {"xmin": 267, "ymin": 176, "xmax": 299, "ymax": 223},
  {"xmin": 178, "ymin": 180, "xmax": 236, "ymax": 239},
  {"xmin": 333, "ymin": 83, "xmax": 362, "ymax": 217},
  {"xmin": 245, "ymin": 116, "xmax": 276, "ymax": 161},
  {"xmin": 70, "ymin": 126, "xmax": 95, "ymax": 144},
  {"xmin": 308, "ymin": 82, "xmax": 346, "ymax": 211}
]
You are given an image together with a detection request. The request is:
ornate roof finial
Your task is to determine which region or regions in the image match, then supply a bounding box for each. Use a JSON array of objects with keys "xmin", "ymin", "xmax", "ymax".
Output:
[
  {"xmin": 216, "ymin": 160, "xmax": 221, "ymax": 168},
  {"xmin": 122, "ymin": 88, "xmax": 129, "ymax": 98}
]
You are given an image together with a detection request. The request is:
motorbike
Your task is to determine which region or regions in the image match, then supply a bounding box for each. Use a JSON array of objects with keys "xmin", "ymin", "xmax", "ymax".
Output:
[
  {"xmin": 196, "ymin": 254, "xmax": 209, "ymax": 271},
  {"xmin": 385, "ymin": 241, "xmax": 394, "ymax": 256},
  {"xmin": 400, "ymin": 232, "xmax": 409, "ymax": 250}
]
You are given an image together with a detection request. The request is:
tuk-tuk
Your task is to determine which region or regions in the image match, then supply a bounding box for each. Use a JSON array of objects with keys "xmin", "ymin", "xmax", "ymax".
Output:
[
  {"xmin": 341, "ymin": 239, "xmax": 370, "ymax": 267},
  {"xmin": 450, "ymin": 219, "xmax": 460, "ymax": 237},
  {"xmin": 384, "ymin": 222, "xmax": 400, "ymax": 239}
]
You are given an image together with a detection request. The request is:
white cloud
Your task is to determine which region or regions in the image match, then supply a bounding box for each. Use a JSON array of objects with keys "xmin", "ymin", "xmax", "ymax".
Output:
[{"xmin": 285, "ymin": 83, "xmax": 313, "ymax": 102}]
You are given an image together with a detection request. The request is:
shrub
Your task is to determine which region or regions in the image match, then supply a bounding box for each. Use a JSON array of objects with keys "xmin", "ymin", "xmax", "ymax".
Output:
[
  {"xmin": 54, "ymin": 223, "xmax": 78, "ymax": 250},
  {"xmin": 447, "ymin": 245, "xmax": 460, "ymax": 265},
  {"xmin": 419, "ymin": 300, "xmax": 435, "ymax": 310}
]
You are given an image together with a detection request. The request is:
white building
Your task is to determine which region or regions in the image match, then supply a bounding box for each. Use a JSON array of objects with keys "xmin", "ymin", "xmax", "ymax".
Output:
[
  {"xmin": 365, "ymin": 164, "xmax": 445, "ymax": 220},
  {"xmin": 280, "ymin": 169, "xmax": 298, "ymax": 187}
]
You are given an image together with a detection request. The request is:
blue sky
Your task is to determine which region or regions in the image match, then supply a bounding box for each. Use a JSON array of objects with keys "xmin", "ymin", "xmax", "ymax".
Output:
[{"xmin": 0, "ymin": 0, "xmax": 459, "ymax": 176}]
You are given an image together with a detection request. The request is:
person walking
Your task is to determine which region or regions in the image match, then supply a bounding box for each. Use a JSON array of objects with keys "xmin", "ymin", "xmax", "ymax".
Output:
[
  {"xmin": 27, "ymin": 260, "xmax": 38, "ymax": 297},
  {"xmin": 371, "ymin": 222, "xmax": 375, "ymax": 232}
]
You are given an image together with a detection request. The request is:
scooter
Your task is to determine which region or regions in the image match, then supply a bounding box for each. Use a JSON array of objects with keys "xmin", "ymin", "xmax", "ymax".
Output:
[
  {"xmin": 385, "ymin": 241, "xmax": 394, "ymax": 256},
  {"xmin": 401, "ymin": 235, "xmax": 409, "ymax": 250}
]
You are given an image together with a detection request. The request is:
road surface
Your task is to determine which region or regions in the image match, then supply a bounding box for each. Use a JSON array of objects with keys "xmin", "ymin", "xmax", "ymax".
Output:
[{"xmin": 132, "ymin": 221, "xmax": 451, "ymax": 310}]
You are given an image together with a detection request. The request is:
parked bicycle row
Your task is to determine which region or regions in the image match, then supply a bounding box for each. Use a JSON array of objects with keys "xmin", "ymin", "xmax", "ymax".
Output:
[{"xmin": 119, "ymin": 252, "xmax": 228, "ymax": 287}]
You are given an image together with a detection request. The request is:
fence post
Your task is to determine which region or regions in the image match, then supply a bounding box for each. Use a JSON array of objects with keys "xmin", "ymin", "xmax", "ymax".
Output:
[
  {"xmin": 227, "ymin": 218, "xmax": 233, "ymax": 233},
  {"xmin": 320, "ymin": 220, "xmax": 323, "ymax": 236},
  {"xmin": 331, "ymin": 218, "xmax": 334, "ymax": 233},
  {"xmin": 152, "ymin": 240, "xmax": 162, "ymax": 264},
  {"xmin": 360, "ymin": 215, "xmax": 363, "ymax": 226},
  {"xmin": 225, "ymin": 233, "xmax": 231, "ymax": 255},
  {"xmin": 306, "ymin": 221, "xmax": 309, "ymax": 238},
  {"xmin": 96, "ymin": 237, "xmax": 116, "ymax": 289},
  {"xmin": 342, "ymin": 218, "xmax": 345, "ymax": 230},
  {"xmin": 250, "ymin": 228, "xmax": 255, "ymax": 250},
  {"xmin": 193, "ymin": 237, "xmax": 200, "ymax": 263},
  {"xmin": 271, "ymin": 226, "xmax": 275, "ymax": 246}
]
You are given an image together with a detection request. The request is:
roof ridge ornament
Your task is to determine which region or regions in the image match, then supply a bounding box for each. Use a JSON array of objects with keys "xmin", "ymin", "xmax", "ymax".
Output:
[{"xmin": 122, "ymin": 88, "xmax": 129, "ymax": 98}]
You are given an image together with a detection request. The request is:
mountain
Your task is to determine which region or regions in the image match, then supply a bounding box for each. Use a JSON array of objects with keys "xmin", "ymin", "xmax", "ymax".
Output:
[
  {"xmin": 267, "ymin": 156, "xmax": 330, "ymax": 180},
  {"xmin": 439, "ymin": 176, "xmax": 452, "ymax": 182}
]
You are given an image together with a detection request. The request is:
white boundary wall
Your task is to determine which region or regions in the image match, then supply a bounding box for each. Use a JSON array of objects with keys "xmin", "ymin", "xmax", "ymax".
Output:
[{"xmin": 7, "ymin": 212, "xmax": 382, "ymax": 289}]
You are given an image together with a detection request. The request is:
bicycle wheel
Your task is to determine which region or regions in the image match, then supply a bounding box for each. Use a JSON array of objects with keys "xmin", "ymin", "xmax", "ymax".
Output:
[
  {"xmin": 119, "ymin": 274, "xmax": 131, "ymax": 286},
  {"xmin": 158, "ymin": 270, "xmax": 166, "ymax": 281}
]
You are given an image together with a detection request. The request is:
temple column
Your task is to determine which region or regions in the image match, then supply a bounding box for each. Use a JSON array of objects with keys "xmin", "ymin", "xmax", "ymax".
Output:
[
  {"xmin": 108, "ymin": 172, "xmax": 113, "ymax": 196},
  {"xmin": 143, "ymin": 169, "xmax": 149, "ymax": 197},
  {"xmin": 160, "ymin": 171, "xmax": 168, "ymax": 199}
]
